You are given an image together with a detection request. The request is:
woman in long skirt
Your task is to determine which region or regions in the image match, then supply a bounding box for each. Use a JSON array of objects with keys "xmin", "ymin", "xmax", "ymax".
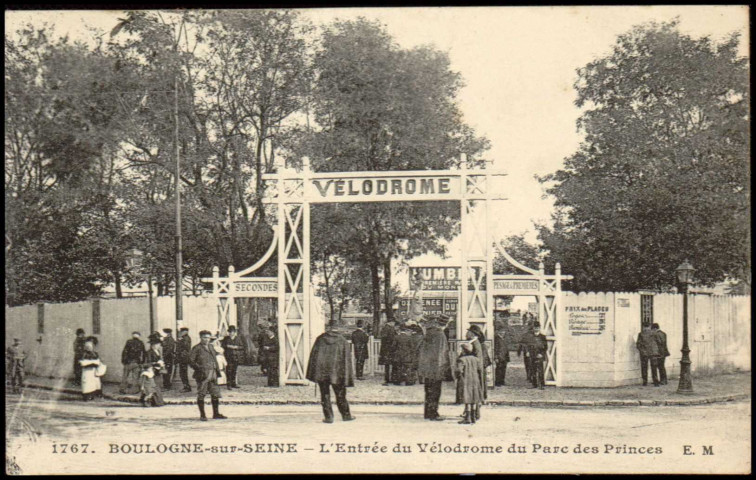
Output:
[
  {"xmin": 141, "ymin": 338, "xmax": 166, "ymax": 406},
  {"xmin": 79, "ymin": 338, "xmax": 102, "ymax": 401}
]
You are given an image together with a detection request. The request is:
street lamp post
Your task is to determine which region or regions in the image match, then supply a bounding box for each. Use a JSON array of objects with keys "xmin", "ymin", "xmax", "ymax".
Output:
[
  {"xmin": 126, "ymin": 248, "xmax": 155, "ymax": 333},
  {"xmin": 675, "ymin": 259, "xmax": 695, "ymax": 394}
]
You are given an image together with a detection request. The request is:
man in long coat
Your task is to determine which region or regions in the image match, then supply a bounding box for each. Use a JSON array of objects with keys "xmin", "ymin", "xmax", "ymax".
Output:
[
  {"xmin": 652, "ymin": 323, "xmax": 670, "ymax": 385},
  {"xmin": 177, "ymin": 327, "xmax": 192, "ymax": 392},
  {"xmin": 350, "ymin": 320, "xmax": 370, "ymax": 380},
  {"xmin": 637, "ymin": 323, "xmax": 661, "ymax": 386},
  {"xmin": 493, "ymin": 320, "xmax": 511, "ymax": 386},
  {"xmin": 392, "ymin": 325, "xmax": 416, "ymax": 385},
  {"xmin": 221, "ymin": 325, "xmax": 245, "ymax": 389},
  {"xmin": 189, "ymin": 330, "xmax": 227, "ymax": 421},
  {"xmin": 161, "ymin": 328, "xmax": 177, "ymax": 390},
  {"xmin": 417, "ymin": 316, "xmax": 451, "ymax": 421},
  {"xmin": 306, "ymin": 321, "xmax": 356, "ymax": 423},
  {"xmin": 378, "ymin": 319, "xmax": 397, "ymax": 386}
]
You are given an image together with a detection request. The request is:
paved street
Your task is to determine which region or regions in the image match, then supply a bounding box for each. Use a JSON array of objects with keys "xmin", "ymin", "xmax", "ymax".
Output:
[{"xmin": 5, "ymin": 388, "xmax": 751, "ymax": 474}]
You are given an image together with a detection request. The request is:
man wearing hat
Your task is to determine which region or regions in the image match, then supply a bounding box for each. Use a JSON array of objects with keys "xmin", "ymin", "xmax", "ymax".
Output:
[
  {"xmin": 221, "ymin": 325, "xmax": 245, "ymax": 389},
  {"xmin": 189, "ymin": 330, "xmax": 227, "ymax": 421},
  {"xmin": 119, "ymin": 331, "xmax": 146, "ymax": 394},
  {"xmin": 350, "ymin": 320, "xmax": 370, "ymax": 380},
  {"xmin": 177, "ymin": 327, "xmax": 193, "ymax": 392},
  {"xmin": 521, "ymin": 322, "xmax": 548, "ymax": 389},
  {"xmin": 417, "ymin": 315, "xmax": 452, "ymax": 421},
  {"xmin": 161, "ymin": 328, "xmax": 177, "ymax": 390},
  {"xmin": 73, "ymin": 328, "xmax": 86, "ymax": 386},
  {"xmin": 378, "ymin": 319, "xmax": 398, "ymax": 386},
  {"xmin": 6, "ymin": 338, "xmax": 26, "ymax": 394},
  {"xmin": 306, "ymin": 321, "xmax": 356, "ymax": 423}
]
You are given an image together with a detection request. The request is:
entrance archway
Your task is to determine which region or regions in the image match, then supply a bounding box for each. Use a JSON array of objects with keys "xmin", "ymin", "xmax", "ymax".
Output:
[{"xmin": 207, "ymin": 156, "xmax": 568, "ymax": 386}]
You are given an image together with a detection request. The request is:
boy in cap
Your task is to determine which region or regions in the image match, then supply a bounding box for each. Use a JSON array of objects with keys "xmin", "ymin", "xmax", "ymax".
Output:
[{"xmin": 189, "ymin": 330, "xmax": 226, "ymax": 421}]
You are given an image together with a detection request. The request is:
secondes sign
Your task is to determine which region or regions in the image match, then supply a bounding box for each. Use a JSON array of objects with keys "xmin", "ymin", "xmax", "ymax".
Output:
[{"xmin": 310, "ymin": 176, "xmax": 459, "ymax": 201}]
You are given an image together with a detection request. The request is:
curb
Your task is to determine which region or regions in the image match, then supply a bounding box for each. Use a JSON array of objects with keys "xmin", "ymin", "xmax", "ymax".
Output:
[{"xmin": 21, "ymin": 383, "xmax": 750, "ymax": 408}]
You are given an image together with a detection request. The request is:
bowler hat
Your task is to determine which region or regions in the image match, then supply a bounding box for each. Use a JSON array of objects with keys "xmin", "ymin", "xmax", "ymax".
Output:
[
  {"xmin": 76, "ymin": 328, "xmax": 85, "ymax": 335},
  {"xmin": 179, "ymin": 327, "xmax": 189, "ymax": 332},
  {"xmin": 228, "ymin": 325, "xmax": 237, "ymax": 332},
  {"xmin": 199, "ymin": 330, "xmax": 212, "ymax": 337},
  {"xmin": 162, "ymin": 328, "xmax": 173, "ymax": 333}
]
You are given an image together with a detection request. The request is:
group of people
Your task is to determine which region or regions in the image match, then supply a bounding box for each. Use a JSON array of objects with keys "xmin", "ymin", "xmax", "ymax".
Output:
[
  {"xmin": 307, "ymin": 314, "xmax": 497, "ymax": 425},
  {"xmin": 636, "ymin": 322, "xmax": 670, "ymax": 386}
]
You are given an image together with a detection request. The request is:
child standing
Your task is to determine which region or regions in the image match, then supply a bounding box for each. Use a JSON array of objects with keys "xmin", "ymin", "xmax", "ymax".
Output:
[{"xmin": 455, "ymin": 342, "xmax": 483, "ymax": 424}]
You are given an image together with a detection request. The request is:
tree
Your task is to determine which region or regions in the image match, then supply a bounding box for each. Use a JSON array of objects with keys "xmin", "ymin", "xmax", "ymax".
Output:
[
  {"xmin": 305, "ymin": 19, "xmax": 489, "ymax": 331},
  {"xmin": 538, "ymin": 21, "xmax": 750, "ymax": 292}
]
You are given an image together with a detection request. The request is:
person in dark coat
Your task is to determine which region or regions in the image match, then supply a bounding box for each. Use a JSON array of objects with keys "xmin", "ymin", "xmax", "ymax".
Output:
[
  {"xmin": 306, "ymin": 321, "xmax": 356, "ymax": 423},
  {"xmin": 526, "ymin": 322, "xmax": 548, "ymax": 389},
  {"xmin": 652, "ymin": 323, "xmax": 670, "ymax": 385},
  {"xmin": 392, "ymin": 325, "xmax": 416, "ymax": 385},
  {"xmin": 73, "ymin": 328, "xmax": 86, "ymax": 386},
  {"xmin": 177, "ymin": 327, "xmax": 192, "ymax": 392},
  {"xmin": 119, "ymin": 332, "xmax": 146, "ymax": 394},
  {"xmin": 417, "ymin": 315, "xmax": 452, "ymax": 421},
  {"xmin": 189, "ymin": 330, "xmax": 226, "ymax": 421},
  {"xmin": 142, "ymin": 338, "xmax": 166, "ymax": 407},
  {"xmin": 259, "ymin": 327, "xmax": 279, "ymax": 387},
  {"xmin": 517, "ymin": 323, "xmax": 534, "ymax": 385},
  {"xmin": 161, "ymin": 328, "xmax": 176, "ymax": 390},
  {"xmin": 409, "ymin": 323, "xmax": 424, "ymax": 384},
  {"xmin": 637, "ymin": 323, "xmax": 661, "ymax": 386},
  {"xmin": 256, "ymin": 320, "xmax": 271, "ymax": 375},
  {"xmin": 221, "ymin": 325, "xmax": 245, "ymax": 389},
  {"xmin": 378, "ymin": 320, "xmax": 397, "ymax": 386},
  {"xmin": 350, "ymin": 320, "xmax": 370, "ymax": 380},
  {"xmin": 467, "ymin": 324, "xmax": 491, "ymax": 400},
  {"xmin": 456, "ymin": 343, "xmax": 483, "ymax": 424},
  {"xmin": 493, "ymin": 320, "xmax": 511, "ymax": 386}
]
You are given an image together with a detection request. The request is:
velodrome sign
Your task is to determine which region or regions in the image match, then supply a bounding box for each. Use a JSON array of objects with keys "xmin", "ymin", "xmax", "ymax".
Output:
[{"xmin": 310, "ymin": 175, "xmax": 460, "ymax": 202}]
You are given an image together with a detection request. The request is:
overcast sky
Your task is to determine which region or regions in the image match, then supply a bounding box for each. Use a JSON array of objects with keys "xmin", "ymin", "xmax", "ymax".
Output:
[{"xmin": 5, "ymin": 6, "xmax": 749, "ymax": 284}]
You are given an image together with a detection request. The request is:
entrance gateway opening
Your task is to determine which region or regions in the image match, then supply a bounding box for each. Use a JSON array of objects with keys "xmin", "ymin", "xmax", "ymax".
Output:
[{"xmin": 205, "ymin": 157, "xmax": 571, "ymax": 386}]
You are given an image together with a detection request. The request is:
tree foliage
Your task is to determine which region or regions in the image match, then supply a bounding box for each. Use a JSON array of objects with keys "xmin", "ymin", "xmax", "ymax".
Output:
[{"xmin": 538, "ymin": 21, "xmax": 750, "ymax": 292}]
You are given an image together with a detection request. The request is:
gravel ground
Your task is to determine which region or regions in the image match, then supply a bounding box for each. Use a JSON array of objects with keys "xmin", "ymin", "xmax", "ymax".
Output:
[{"xmin": 19, "ymin": 362, "xmax": 751, "ymax": 406}]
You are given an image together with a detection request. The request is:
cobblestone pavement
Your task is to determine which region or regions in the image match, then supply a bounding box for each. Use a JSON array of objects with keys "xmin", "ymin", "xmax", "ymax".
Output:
[{"xmin": 18, "ymin": 363, "xmax": 751, "ymax": 407}]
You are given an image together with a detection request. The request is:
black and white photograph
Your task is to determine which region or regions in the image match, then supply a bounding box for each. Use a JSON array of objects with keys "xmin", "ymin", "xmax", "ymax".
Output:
[{"xmin": 4, "ymin": 6, "xmax": 750, "ymax": 475}]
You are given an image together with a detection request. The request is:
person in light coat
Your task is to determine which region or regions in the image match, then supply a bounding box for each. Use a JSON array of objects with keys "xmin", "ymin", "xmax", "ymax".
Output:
[{"xmin": 80, "ymin": 338, "xmax": 104, "ymax": 401}]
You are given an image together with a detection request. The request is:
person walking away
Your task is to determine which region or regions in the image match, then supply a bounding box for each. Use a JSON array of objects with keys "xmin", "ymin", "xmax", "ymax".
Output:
[
  {"xmin": 73, "ymin": 328, "xmax": 86, "ymax": 386},
  {"xmin": 189, "ymin": 330, "xmax": 227, "ymax": 421},
  {"xmin": 350, "ymin": 320, "xmax": 370, "ymax": 380},
  {"xmin": 636, "ymin": 323, "xmax": 661, "ymax": 386},
  {"xmin": 221, "ymin": 325, "xmax": 245, "ymax": 389},
  {"xmin": 119, "ymin": 332, "xmax": 145, "ymax": 394},
  {"xmin": 161, "ymin": 328, "xmax": 176, "ymax": 390},
  {"xmin": 212, "ymin": 334, "xmax": 228, "ymax": 386},
  {"xmin": 493, "ymin": 320, "xmax": 510, "ymax": 386},
  {"xmin": 260, "ymin": 327, "xmax": 279, "ymax": 387},
  {"xmin": 409, "ymin": 323, "xmax": 424, "ymax": 384},
  {"xmin": 306, "ymin": 321, "xmax": 356, "ymax": 423},
  {"xmin": 517, "ymin": 323, "xmax": 535, "ymax": 386},
  {"xmin": 392, "ymin": 325, "xmax": 416, "ymax": 385},
  {"xmin": 6, "ymin": 338, "xmax": 26, "ymax": 394},
  {"xmin": 652, "ymin": 323, "xmax": 670, "ymax": 385},
  {"xmin": 256, "ymin": 320, "xmax": 271, "ymax": 376},
  {"xmin": 378, "ymin": 319, "xmax": 398, "ymax": 386},
  {"xmin": 143, "ymin": 337, "xmax": 166, "ymax": 406},
  {"xmin": 417, "ymin": 315, "xmax": 451, "ymax": 421},
  {"xmin": 177, "ymin": 327, "xmax": 192, "ymax": 392},
  {"xmin": 456, "ymin": 343, "xmax": 483, "ymax": 424},
  {"xmin": 80, "ymin": 338, "xmax": 103, "ymax": 401},
  {"xmin": 528, "ymin": 322, "xmax": 548, "ymax": 389}
]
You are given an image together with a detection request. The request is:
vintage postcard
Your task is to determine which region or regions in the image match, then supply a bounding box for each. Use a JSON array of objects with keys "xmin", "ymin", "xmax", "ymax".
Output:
[{"xmin": 4, "ymin": 6, "xmax": 750, "ymax": 475}]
